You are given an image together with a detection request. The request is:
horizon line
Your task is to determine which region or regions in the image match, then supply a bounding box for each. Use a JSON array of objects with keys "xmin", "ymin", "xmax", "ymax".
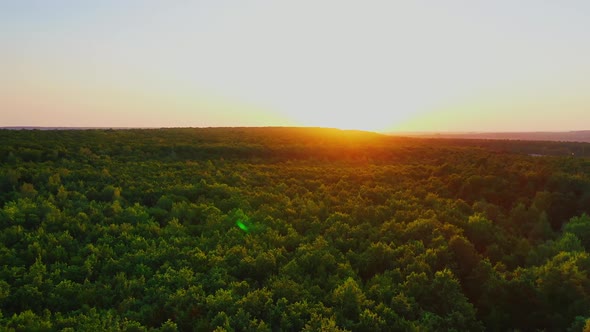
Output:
[{"xmin": 2, "ymin": 125, "xmax": 590, "ymax": 133}]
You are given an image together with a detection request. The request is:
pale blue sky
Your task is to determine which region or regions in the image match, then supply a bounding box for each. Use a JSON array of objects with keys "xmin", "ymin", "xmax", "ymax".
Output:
[{"xmin": 2, "ymin": 1, "xmax": 590, "ymax": 131}]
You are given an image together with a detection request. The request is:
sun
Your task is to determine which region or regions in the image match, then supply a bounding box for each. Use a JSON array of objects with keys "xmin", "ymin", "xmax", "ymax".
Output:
[
  {"xmin": 278, "ymin": 106, "xmax": 418, "ymax": 133},
  {"xmin": 323, "ymin": 117, "xmax": 392, "ymax": 132}
]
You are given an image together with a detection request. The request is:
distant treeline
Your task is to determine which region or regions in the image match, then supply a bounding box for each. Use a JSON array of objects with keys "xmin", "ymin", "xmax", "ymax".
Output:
[
  {"xmin": 396, "ymin": 130, "xmax": 590, "ymax": 146},
  {"xmin": 2, "ymin": 127, "xmax": 590, "ymax": 163}
]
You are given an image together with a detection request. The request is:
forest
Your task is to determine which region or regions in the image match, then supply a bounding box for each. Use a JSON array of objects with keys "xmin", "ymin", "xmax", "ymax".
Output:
[{"xmin": 1, "ymin": 127, "xmax": 590, "ymax": 331}]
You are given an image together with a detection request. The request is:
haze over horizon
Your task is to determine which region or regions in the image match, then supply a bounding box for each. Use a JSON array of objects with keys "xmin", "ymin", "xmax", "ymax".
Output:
[{"xmin": 3, "ymin": 1, "xmax": 590, "ymax": 132}]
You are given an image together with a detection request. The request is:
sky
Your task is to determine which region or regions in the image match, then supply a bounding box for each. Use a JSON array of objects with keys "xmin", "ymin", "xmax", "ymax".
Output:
[{"xmin": 2, "ymin": 0, "xmax": 590, "ymax": 132}]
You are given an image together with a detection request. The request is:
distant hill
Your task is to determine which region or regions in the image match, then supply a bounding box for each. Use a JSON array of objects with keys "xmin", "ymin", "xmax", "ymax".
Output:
[
  {"xmin": 0, "ymin": 126, "xmax": 152, "ymax": 130},
  {"xmin": 390, "ymin": 130, "xmax": 590, "ymax": 143}
]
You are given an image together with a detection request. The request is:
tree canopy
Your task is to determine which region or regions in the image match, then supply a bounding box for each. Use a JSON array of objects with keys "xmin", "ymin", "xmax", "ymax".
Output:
[{"xmin": 1, "ymin": 127, "xmax": 590, "ymax": 331}]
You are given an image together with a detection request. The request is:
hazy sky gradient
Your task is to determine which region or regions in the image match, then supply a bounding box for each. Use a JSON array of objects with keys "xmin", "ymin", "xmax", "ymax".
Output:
[{"xmin": 2, "ymin": 1, "xmax": 590, "ymax": 131}]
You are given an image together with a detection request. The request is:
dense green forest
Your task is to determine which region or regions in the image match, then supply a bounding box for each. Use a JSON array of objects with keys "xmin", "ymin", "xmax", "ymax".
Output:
[{"xmin": 1, "ymin": 127, "xmax": 590, "ymax": 331}]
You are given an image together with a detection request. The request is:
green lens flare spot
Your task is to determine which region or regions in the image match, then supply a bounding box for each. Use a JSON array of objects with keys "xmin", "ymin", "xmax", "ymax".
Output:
[{"xmin": 236, "ymin": 220, "xmax": 249, "ymax": 232}]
